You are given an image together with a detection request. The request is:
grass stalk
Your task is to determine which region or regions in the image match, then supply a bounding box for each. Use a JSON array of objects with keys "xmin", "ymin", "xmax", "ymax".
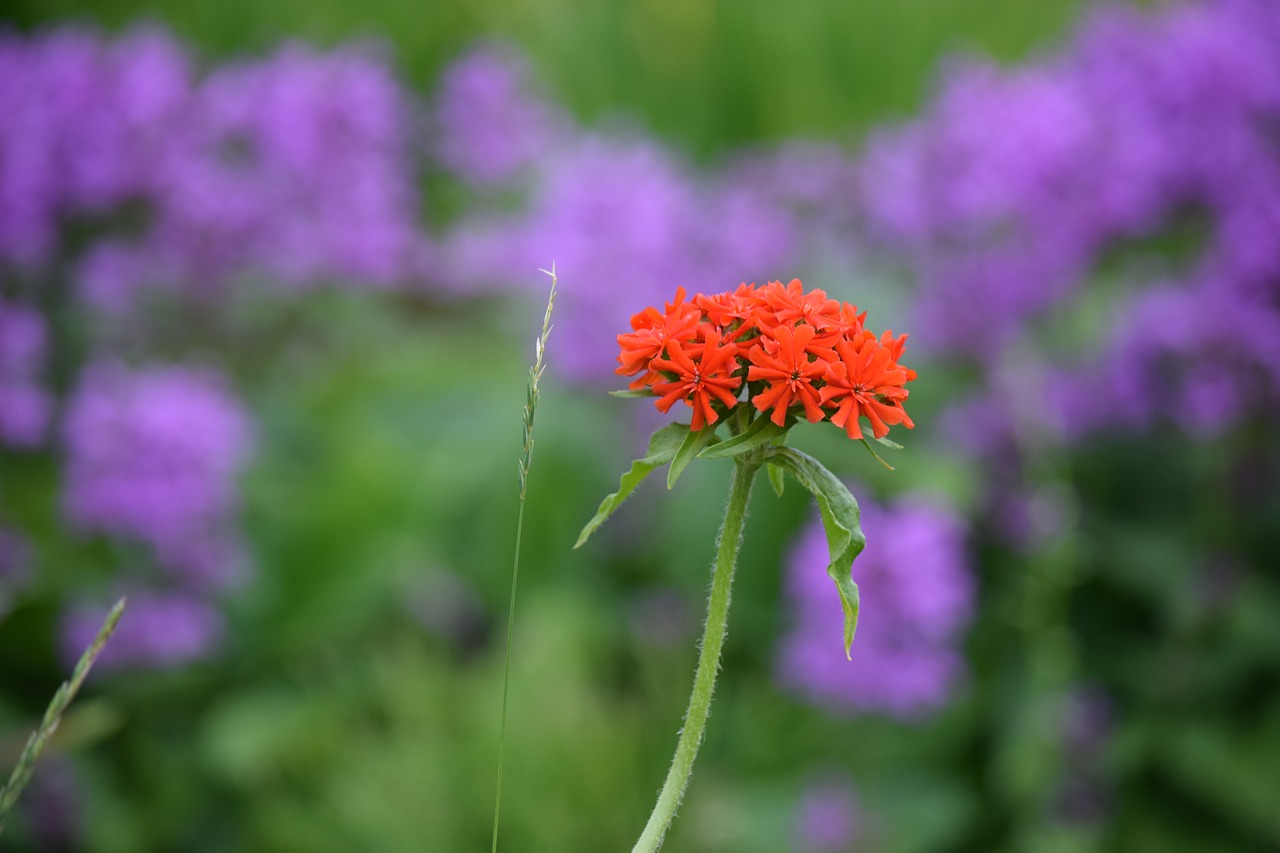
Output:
[
  {"xmin": 491, "ymin": 265, "xmax": 556, "ymax": 853},
  {"xmin": 0, "ymin": 596, "xmax": 126, "ymax": 837}
]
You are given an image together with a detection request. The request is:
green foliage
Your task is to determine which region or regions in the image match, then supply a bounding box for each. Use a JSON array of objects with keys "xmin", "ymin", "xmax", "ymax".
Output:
[
  {"xmin": 666, "ymin": 424, "xmax": 720, "ymax": 491},
  {"xmin": 697, "ymin": 416, "xmax": 787, "ymax": 461},
  {"xmin": 3, "ymin": 0, "xmax": 1089, "ymax": 158},
  {"xmin": 764, "ymin": 447, "xmax": 865, "ymax": 659},
  {"xmin": 575, "ymin": 423, "xmax": 687, "ymax": 549}
]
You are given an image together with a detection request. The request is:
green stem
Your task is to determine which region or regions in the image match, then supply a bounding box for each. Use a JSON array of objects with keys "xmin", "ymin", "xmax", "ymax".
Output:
[
  {"xmin": 491, "ymin": 504, "xmax": 526, "ymax": 853},
  {"xmin": 632, "ymin": 459, "xmax": 759, "ymax": 853}
]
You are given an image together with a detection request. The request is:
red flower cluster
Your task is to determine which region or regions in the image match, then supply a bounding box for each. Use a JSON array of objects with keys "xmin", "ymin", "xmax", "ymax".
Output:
[{"xmin": 616, "ymin": 279, "xmax": 916, "ymax": 437}]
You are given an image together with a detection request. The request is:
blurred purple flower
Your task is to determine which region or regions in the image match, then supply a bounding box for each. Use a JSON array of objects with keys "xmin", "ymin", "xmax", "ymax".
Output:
[
  {"xmin": 441, "ymin": 133, "xmax": 793, "ymax": 382},
  {"xmin": 404, "ymin": 568, "xmax": 491, "ymax": 660},
  {"xmin": 62, "ymin": 362, "xmax": 252, "ymax": 589},
  {"xmin": 135, "ymin": 40, "xmax": 425, "ymax": 295},
  {"xmin": 61, "ymin": 590, "xmax": 222, "ymax": 670},
  {"xmin": 0, "ymin": 27, "xmax": 191, "ymax": 269},
  {"xmin": 625, "ymin": 586, "xmax": 697, "ymax": 650},
  {"xmin": 722, "ymin": 141, "xmax": 863, "ymax": 270},
  {"xmin": 793, "ymin": 772, "xmax": 862, "ymax": 853},
  {"xmin": 0, "ymin": 300, "xmax": 53, "ymax": 447},
  {"xmin": 0, "ymin": 27, "xmax": 426, "ymax": 306},
  {"xmin": 1054, "ymin": 685, "xmax": 1115, "ymax": 824},
  {"xmin": 1048, "ymin": 265, "xmax": 1280, "ymax": 441},
  {"xmin": 430, "ymin": 41, "xmax": 561, "ymax": 186},
  {"xmin": 861, "ymin": 0, "xmax": 1280, "ymax": 438},
  {"xmin": 777, "ymin": 496, "xmax": 973, "ymax": 718},
  {"xmin": 0, "ymin": 526, "xmax": 33, "ymax": 615},
  {"xmin": 22, "ymin": 755, "xmax": 83, "ymax": 850}
]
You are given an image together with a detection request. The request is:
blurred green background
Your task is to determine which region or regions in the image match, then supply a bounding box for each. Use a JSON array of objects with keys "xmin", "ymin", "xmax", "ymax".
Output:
[{"xmin": 4, "ymin": 1, "xmax": 1280, "ymax": 852}]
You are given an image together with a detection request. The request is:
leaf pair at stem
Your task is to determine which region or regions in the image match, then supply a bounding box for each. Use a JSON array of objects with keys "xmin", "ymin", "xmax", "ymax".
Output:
[{"xmin": 575, "ymin": 414, "xmax": 866, "ymax": 659}]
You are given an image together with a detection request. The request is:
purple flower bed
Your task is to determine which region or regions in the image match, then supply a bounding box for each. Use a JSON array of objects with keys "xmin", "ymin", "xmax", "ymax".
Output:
[
  {"xmin": 0, "ymin": 300, "xmax": 52, "ymax": 447},
  {"xmin": 862, "ymin": 0, "xmax": 1280, "ymax": 438},
  {"xmin": 1, "ymin": 26, "xmax": 425, "ymax": 312},
  {"xmin": 777, "ymin": 496, "xmax": 973, "ymax": 718},
  {"xmin": 62, "ymin": 363, "xmax": 252, "ymax": 591}
]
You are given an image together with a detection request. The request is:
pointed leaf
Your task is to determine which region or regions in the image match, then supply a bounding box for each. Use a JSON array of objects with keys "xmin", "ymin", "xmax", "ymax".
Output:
[
  {"xmin": 764, "ymin": 447, "xmax": 865, "ymax": 658},
  {"xmin": 575, "ymin": 423, "xmax": 688, "ymax": 548},
  {"xmin": 667, "ymin": 424, "xmax": 718, "ymax": 490},
  {"xmin": 609, "ymin": 388, "xmax": 657, "ymax": 398},
  {"xmin": 698, "ymin": 415, "xmax": 788, "ymax": 459},
  {"xmin": 767, "ymin": 463, "xmax": 786, "ymax": 498}
]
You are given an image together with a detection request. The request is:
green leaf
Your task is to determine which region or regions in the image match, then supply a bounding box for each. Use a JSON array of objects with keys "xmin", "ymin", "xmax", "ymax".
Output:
[
  {"xmin": 667, "ymin": 424, "xmax": 719, "ymax": 490},
  {"xmin": 767, "ymin": 463, "xmax": 786, "ymax": 498},
  {"xmin": 764, "ymin": 447, "xmax": 865, "ymax": 658},
  {"xmin": 698, "ymin": 415, "xmax": 788, "ymax": 459},
  {"xmin": 861, "ymin": 423, "xmax": 904, "ymax": 449},
  {"xmin": 609, "ymin": 388, "xmax": 657, "ymax": 398},
  {"xmin": 574, "ymin": 423, "xmax": 688, "ymax": 548}
]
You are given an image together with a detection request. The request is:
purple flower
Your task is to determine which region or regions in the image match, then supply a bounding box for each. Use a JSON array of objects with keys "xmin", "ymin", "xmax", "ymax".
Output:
[
  {"xmin": 441, "ymin": 133, "xmax": 793, "ymax": 383},
  {"xmin": 430, "ymin": 41, "xmax": 561, "ymax": 186},
  {"xmin": 0, "ymin": 300, "xmax": 53, "ymax": 447},
  {"xmin": 721, "ymin": 141, "xmax": 863, "ymax": 271},
  {"xmin": 625, "ymin": 586, "xmax": 698, "ymax": 650},
  {"xmin": 0, "ymin": 526, "xmax": 33, "ymax": 616},
  {"xmin": 134, "ymin": 39, "xmax": 424, "ymax": 295},
  {"xmin": 777, "ymin": 496, "xmax": 973, "ymax": 718},
  {"xmin": 62, "ymin": 363, "xmax": 252, "ymax": 589},
  {"xmin": 855, "ymin": 0, "xmax": 1280, "ymax": 376},
  {"xmin": 60, "ymin": 590, "xmax": 222, "ymax": 670},
  {"xmin": 1048, "ymin": 264, "xmax": 1280, "ymax": 441},
  {"xmin": 0, "ymin": 26, "xmax": 427, "ymax": 307},
  {"xmin": 793, "ymin": 772, "xmax": 862, "ymax": 853},
  {"xmin": 0, "ymin": 27, "xmax": 192, "ymax": 269},
  {"xmin": 859, "ymin": 0, "xmax": 1280, "ymax": 440},
  {"xmin": 21, "ymin": 755, "xmax": 83, "ymax": 849}
]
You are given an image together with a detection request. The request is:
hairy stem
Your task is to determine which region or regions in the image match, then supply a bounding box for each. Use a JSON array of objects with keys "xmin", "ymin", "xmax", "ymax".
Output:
[{"xmin": 632, "ymin": 459, "xmax": 758, "ymax": 853}]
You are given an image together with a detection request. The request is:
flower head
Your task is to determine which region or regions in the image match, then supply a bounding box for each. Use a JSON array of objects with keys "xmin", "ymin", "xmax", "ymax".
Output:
[{"xmin": 616, "ymin": 278, "xmax": 916, "ymax": 439}]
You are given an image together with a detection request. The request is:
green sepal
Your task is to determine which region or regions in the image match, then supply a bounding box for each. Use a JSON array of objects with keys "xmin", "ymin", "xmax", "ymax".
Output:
[
  {"xmin": 609, "ymin": 388, "xmax": 657, "ymax": 398},
  {"xmin": 764, "ymin": 446, "xmax": 865, "ymax": 659},
  {"xmin": 697, "ymin": 415, "xmax": 788, "ymax": 460},
  {"xmin": 859, "ymin": 438, "xmax": 895, "ymax": 471},
  {"xmin": 861, "ymin": 423, "xmax": 904, "ymax": 449},
  {"xmin": 667, "ymin": 424, "xmax": 719, "ymax": 490},
  {"xmin": 574, "ymin": 423, "xmax": 688, "ymax": 548}
]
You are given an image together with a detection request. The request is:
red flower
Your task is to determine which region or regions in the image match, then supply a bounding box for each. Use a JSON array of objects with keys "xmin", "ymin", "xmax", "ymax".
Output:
[
  {"xmin": 755, "ymin": 279, "xmax": 845, "ymax": 334},
  {"xmin": 651, "ymin": 328, "xmax": 743, "ymax": 431},
  {"xmin": 698, "ymin": 283, "xmax": 763, "ymax": 361},
  {"xmin": 820, "ymin": 331, "xmax": 915, "ymax": 440},
  {"xmin": 616, "ymin": 286, "xmax": 703, "ymax": 389},
  {"xmin": 747, "ymin": 323, "xmax": 829, "ymax": 426},
  {"xmin": 695, "ymin": 283, "xmax": 757, "ymax": 330},
  {"xmin": 879, "ymin": 330, "xmax": 917, "ymax": 381}
]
